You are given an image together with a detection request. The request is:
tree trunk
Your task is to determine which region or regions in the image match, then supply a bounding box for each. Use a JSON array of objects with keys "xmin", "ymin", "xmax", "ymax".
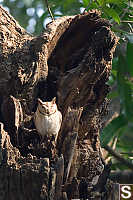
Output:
[{"xmin": 0, "ymin": 6, "xmax": 118, "ymax": 200}]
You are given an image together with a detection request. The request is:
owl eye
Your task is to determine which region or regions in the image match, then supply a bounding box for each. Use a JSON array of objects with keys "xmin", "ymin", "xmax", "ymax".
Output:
[
  {"xmin": 42, "ymin": 103, "xmax": 48, "ymax": 108},
  {"xmin": 42, "ymin": 104, "xmax": 48, "ymax": 110}
]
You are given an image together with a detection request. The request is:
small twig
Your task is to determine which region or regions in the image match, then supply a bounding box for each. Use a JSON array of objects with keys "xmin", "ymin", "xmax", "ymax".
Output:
[
  {"xmin": 112, "ymin": 136, "xmax": 118, "ymax": 150},
  {"xmin": 45, "ymin": 0, "xmax": 54, "ymax": 21},
  {"xmin": 105, "ymin": 136, "xmax": 118, "ymax": 162},
  {"xmin": 121, "ymin": 152, "xmax": 133, "ymax": 156},
  {"xmin": 120, "ymin": 7, "xmax": 129, "ymax": 20},
  {"xmin": 120, "ymin": 21, "xmax": 133, "ymax": 32},
  {"xmin": 121, "ymin": 20, "xmax": 133, "ymax": 23},
  {"xmin": 128, "ymin": 23, "xmax": 133, "ymax": 33},
  {"xmin": 104, "ymin": 145, "xmax": 133, "ymax": 170}
]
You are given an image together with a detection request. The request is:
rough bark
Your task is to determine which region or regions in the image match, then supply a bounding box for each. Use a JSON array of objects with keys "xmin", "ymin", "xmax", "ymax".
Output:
[{"xmin": 0, "ymin": 6, "xmax": 119, "ymax": 200}]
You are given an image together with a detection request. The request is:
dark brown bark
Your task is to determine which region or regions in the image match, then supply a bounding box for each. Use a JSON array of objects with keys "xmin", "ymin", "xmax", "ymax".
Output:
[
  {"xmin": 110, "ymin": 170, "xmax": 133, "ymax": 184},
  {"xmin": 0, "ymin": 6, "xmax": 119, "ymax": 200}
]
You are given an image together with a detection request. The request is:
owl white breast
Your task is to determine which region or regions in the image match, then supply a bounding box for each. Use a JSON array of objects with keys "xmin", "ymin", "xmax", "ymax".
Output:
[{"xmin": 34, "ymin": 97, "xmax": 62, "ymax": 142}]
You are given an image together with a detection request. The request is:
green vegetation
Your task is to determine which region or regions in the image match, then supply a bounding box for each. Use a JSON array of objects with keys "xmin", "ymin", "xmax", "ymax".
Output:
[{"xmin": 1, "ymin": 0, "xmax": 133, "ymax": 170}]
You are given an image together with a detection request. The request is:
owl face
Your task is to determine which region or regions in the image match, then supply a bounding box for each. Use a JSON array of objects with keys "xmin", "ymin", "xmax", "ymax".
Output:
[{"xmin": 37, "ymin": 97, "xmax": 57, "ymax": 115}]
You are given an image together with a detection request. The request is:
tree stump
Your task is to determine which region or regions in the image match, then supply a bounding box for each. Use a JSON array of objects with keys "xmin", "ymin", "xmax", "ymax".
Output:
[{"xmin": 0, "ymin": 6, "xmax": 118, "ymax": 200}]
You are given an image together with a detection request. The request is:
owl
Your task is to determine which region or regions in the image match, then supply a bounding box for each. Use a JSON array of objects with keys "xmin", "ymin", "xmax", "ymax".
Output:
[{"xmin": 34, "ymin": 97, "xmax": 62, "ymax": 142}]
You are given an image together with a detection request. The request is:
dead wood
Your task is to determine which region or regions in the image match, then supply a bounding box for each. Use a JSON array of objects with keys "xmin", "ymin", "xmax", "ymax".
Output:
[{"xmin": 0, "ymin": 5, "xmax": 119, "ymax": 200}]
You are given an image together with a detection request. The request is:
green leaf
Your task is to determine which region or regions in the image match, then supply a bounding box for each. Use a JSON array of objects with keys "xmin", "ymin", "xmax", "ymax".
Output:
[
  {"xmin": 104, "ymin": 7, "xmax": 120, "ymax": 23},
  {"xmin": 111, "ymin": 69, "xmax": 117, "ymax": 78},
  {"xmin": 23, "ymin": 0, "xmax": 32, "ymax": 7},
  {"xmin": 117, "ymin": 125, "xmax": 133, "ymax": 152},
  {"xmin": 112, "ymin": 57, "xmax": 119, "ymax": 70},
  {"xmin": 82, "ymin": 0, "xmax": 89, "ymax": 7},
  {"xmin": 97, "ymin": 0, "xmax": 104, "ymax": 6},
  {"xmin": 100, "ymin": 115, "xmax": 127, "ymax": 147},
  {"xmin": 122, "ymin": 80, "xmax": 133, "ymax": 118},
  {"xmin": 105, "ymin": 0, "xmax": 127, "ymax": 6},
  {"xmin": 107, "ymin": 73, "xmax": 116, "ymax": 85},
  {"xmin": 117, "ymin": 54, "xmax": 133, "ymax": 119},
  {"xmin": 127, "ymin": 42, "xmax": 133, "ymax": 76},
  {"xmin": 107, "ymin": 90, "xmax": 118, "ymax": 99}
]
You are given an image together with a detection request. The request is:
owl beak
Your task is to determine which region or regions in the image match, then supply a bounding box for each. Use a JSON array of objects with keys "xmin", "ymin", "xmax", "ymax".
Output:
[{"xmin": 47, "ymin": 110, "xmax": 50, "ymax": 114}]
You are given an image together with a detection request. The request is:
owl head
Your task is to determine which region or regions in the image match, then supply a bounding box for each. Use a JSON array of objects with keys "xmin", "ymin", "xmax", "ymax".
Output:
[{"xmin": 37, "ymin": 97, "xmax": 57, "ymax": 115}]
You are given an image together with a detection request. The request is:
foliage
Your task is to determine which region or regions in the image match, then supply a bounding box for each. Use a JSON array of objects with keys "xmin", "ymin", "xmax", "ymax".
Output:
[{"xmin": 0, "ymin": 0, "xmax": 133, "ymax": 170}]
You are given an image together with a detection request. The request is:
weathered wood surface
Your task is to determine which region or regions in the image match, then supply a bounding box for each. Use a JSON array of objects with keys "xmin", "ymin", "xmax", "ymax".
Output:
[{"xmin": 0, "ymin": 5, "xmax": 119, "ymax": 200}]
